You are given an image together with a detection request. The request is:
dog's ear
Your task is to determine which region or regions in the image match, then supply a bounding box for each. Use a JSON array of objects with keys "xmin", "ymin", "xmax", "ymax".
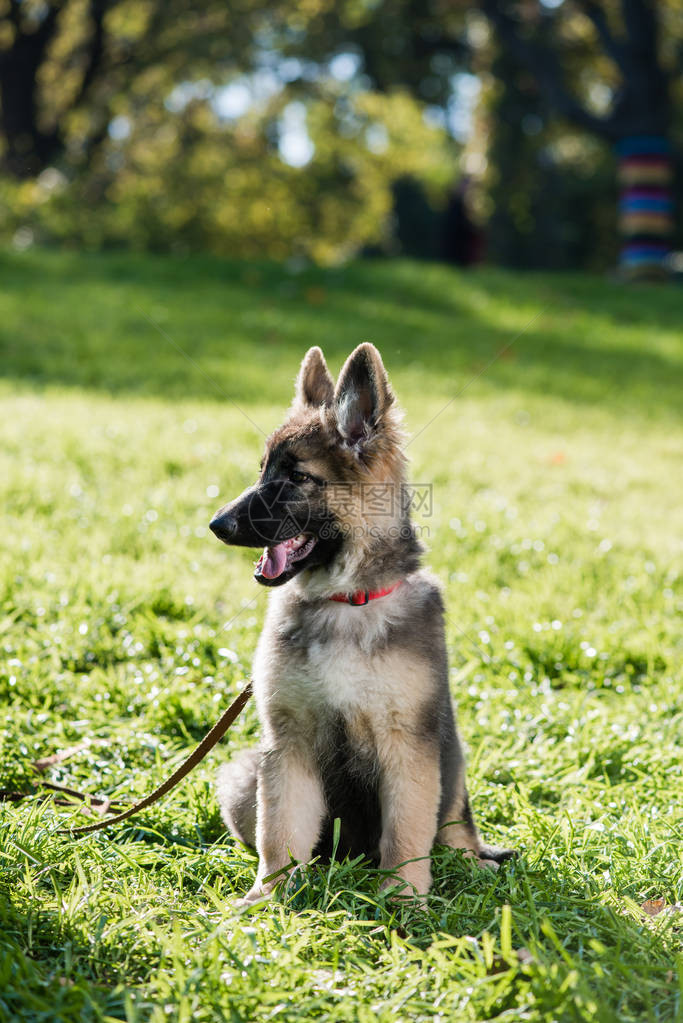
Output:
[
  {"xmin": 334, "ymin": 342, "xmax": 394, "ymax": 450},
  {"xmin": 294, "ymin": 346, "xmax": 334, "ymax": 408}
]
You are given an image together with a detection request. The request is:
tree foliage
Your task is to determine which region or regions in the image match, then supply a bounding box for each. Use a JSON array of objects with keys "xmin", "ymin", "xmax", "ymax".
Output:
[
  {"xmin": 1, "ymin": 80, "xmax": 452, "ymax": 262},
  {"xmin": 0, "ymin": 0, "xmax": 275, "ymax": 178},
  {"xmin": 0, "ymin": 0, "xmax": 681, "ymax": 266}
]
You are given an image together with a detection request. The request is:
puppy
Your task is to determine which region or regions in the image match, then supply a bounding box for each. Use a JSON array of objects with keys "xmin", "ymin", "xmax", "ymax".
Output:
[{"xmin": 210, "ymin": 344, "xmax": 513, "ymax": 904}]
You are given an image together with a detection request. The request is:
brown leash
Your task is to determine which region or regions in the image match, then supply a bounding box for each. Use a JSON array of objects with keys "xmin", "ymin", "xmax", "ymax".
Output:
[{"xmin": 58, "ymin": 682, "xmax": 253, "ymax": 836}]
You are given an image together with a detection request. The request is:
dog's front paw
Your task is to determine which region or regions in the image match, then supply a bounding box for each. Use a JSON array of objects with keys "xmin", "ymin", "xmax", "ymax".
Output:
[
  {"xmin": 379, "ymin": 864, "xmax": 431, "ymax": 903},
  {"xmin": 475, "ymin": 844, "xmax": 517, "ymax": 872},
  {"xmin": 379, "ymin": 877, "xmax": 429, "ymax": 913},
  {"xmin": 233, "ymin": 863, "xmax": 306, "ymax": 910},
  {"xmin": 233, "ymin": 884, "xmax": 273, "ymax": 910}
]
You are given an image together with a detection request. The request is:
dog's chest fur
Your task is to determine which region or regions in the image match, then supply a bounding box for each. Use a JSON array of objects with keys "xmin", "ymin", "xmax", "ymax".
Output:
[{"xmin": 252, "ymin": 573, "xmax": 442, "ymax": 759}]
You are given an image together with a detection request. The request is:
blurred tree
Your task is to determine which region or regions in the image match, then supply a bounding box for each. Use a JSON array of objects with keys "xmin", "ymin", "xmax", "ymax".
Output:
[
  {"xmin": 482, "ymin": 45, "xmax": 617, "ymax": 270},
  {"xmin": 479, "ymin": 0, "xmax": 680, "ymax": 276},
  {"xmin": 0, "ymin": 0, "xmax": 455, "ymax": 261},
  {"xmin": 1, "ymin": 0, "xmax": 680, "ymax": 271},
  {"xmin": 0, "ymin": 0, "xmax": 269, "ymax": 179},
  {"xmin": 287, "ymin": 0, "xmax": 682, "ymax": 274},
  {"xmin": 0, "ymin": 79, "xmax": 452, "ymax": 263}
]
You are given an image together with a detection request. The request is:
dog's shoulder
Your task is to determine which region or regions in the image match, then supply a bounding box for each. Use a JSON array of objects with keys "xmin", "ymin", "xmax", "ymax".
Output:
[
  {"xmin": 387, "ymin": 569, "xmax": 446, "ymax": 641},
  {"xmin": 382, "ymin": 569, "xmax": 448, "ymax": 669},
  {"xmin": 400, "ymin": 568, "xmax": 445, "ymax": 612}
]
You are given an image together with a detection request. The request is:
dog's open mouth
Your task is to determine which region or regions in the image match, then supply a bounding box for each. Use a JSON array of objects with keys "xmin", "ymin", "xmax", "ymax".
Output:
[{"xmin": 255, "ymin": 533, "xmax": 317, "ymax": 581}]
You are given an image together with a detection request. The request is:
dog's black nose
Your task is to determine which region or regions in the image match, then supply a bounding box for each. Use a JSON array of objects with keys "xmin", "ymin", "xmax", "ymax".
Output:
[{"xmin": 210, "ymin": 511, "xmax": 238, "ymax": 541}]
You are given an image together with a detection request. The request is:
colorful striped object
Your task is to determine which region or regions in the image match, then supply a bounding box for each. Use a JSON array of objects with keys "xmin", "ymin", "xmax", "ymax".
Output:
[{"xmin": 617, "ymin": 136, "xmax": 673, "ymax": 279}]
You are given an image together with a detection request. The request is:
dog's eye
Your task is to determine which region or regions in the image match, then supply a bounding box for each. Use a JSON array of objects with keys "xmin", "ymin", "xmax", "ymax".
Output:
[{"xmin": 290, "ymin": 470, "xmax": 310, "ymax": 484}]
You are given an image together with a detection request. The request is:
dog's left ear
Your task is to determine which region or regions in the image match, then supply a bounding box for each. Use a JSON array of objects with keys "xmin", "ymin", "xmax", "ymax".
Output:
[
  {"xmin": 294, "ymin": 346, "xmax": 335, "ymax": 408},
  {"xmin": 334, "ymin": 342, "xmax": 394, "ymax": 450}
]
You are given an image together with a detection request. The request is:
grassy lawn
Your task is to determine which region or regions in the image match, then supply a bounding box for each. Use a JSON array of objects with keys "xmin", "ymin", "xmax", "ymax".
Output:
[{"xmin": 0, "ymin": 247, "xmax": 681, "ymax": 1022}]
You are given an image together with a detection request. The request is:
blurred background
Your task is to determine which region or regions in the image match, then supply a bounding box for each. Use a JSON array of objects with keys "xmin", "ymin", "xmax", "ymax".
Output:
[{"xmin": 0, "ymin": 0, "xmax": 682, "ymax": 279}]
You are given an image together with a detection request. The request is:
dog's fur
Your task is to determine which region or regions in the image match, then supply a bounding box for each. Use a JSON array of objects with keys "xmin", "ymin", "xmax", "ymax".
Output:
[{"xmin": 210, "ymin": 344, "xmax": 513, "ymax": 904}]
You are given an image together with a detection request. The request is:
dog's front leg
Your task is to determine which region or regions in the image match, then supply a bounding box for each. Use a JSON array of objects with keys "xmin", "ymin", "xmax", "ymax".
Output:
[
  {"xmin": 378, "ymin": 737, "xmax": 441, "ymax": 899},
  {"xmin": 238, "ymin": 748, "xmax": 325, "ymax": 907}
]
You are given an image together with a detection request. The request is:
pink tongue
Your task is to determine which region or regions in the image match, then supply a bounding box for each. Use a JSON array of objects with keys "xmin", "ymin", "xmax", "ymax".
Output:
[{"xmin": 260, "ymin": 542, "xmax": 288, "ymax": 579}]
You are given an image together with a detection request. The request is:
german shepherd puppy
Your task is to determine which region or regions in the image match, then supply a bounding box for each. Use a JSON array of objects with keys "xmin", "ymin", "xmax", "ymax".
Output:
[{"xmin": 210, "ymin": 343, "xmax": 513, "ymax": 905}]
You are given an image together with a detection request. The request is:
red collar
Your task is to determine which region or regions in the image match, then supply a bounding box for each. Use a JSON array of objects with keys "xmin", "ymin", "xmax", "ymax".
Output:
[{"xmin": 329, "ymin": 582, "xmax": 401, "ymax": 606}]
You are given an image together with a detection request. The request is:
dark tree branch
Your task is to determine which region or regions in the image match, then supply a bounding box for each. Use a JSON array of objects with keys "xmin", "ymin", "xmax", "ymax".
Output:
[
  {"xmin": 620, "ymin": 0, "xmax": 658, "ymax": 62},
  {"xmin": 62, "ymin": 0, "xmax": 164, "ymax": 171},
  {"xmin": 7, "ymin": 0, "xmax": 21, "ymax": 30},
  {"xmin": 39, "ymin": 3, "xmax": 64, "ymax": 43},
  {"xmin": 480, "ymin": 0, "xmax": 612, "ymax": 138},
  {"xmin": 1, "ymin": 1, "xmax": 64, "ymax": 60},
  {"xmin": 0, "ymin": 0, "xmax": 261, "ymax": 177},
  {"xmin": 66, "ymin": 1, "xmax": 210, "ymax": 173},
  {"xmin": 0, "ymin": 1, "xmax": 67, "ymax": 175},
  {"xmin": 616, "ymin": 0, "xmax": 669, "ymax": 130},
  {"xmin": 71, "ymin": 0, "xmax": 110, "ymax": 108},
  {"xmin": 575, "ymin": 0, "xmax": 628, "ymax": 74}
]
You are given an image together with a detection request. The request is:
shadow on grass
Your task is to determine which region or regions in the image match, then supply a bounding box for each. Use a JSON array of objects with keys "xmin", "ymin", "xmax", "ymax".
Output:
[
  {"xmin": 1, "ymin": 249, "xmax": 681, "ymax": 420},
  {"xmin": 0, "ymin": 889, "xmax": 131, "ymax": 1019}
]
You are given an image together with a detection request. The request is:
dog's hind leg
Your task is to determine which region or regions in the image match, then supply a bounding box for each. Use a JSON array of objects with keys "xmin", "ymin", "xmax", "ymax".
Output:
[
  {"xmin": 216, "ymin": 748, "xmax": 260, "ymax": 848},
  {"xmin": 438, "ymin": 789, "xmax": 516, "ymax": 870}
]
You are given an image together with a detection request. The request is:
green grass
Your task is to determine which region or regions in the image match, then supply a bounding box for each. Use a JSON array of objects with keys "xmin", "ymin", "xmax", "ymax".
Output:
[{"xmin": 0, "ymin": 247, "xmax": 681, "ymax": 1022}]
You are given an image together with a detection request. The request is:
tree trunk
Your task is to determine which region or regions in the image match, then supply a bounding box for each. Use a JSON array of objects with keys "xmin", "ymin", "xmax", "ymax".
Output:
[
  {"xmin": 0, "ymin": 6, "xmax": 63, "ymax": 179},
  {"xmin": 615, "ymin": 136, "xmax": 674, "ymax": 279},
  {"xmin": 0, "ymin": 58, "xmax": 61, "ymax": 178}
]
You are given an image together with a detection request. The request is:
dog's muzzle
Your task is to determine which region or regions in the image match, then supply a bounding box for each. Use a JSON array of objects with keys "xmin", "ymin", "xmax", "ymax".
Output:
[
  {"xmin": 210, "ymin": 482, "xmax": 310, "ymax": 549},
  {"xmin": 209, "ymin": 510, "xmax": 238, "ymax": 542}
]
